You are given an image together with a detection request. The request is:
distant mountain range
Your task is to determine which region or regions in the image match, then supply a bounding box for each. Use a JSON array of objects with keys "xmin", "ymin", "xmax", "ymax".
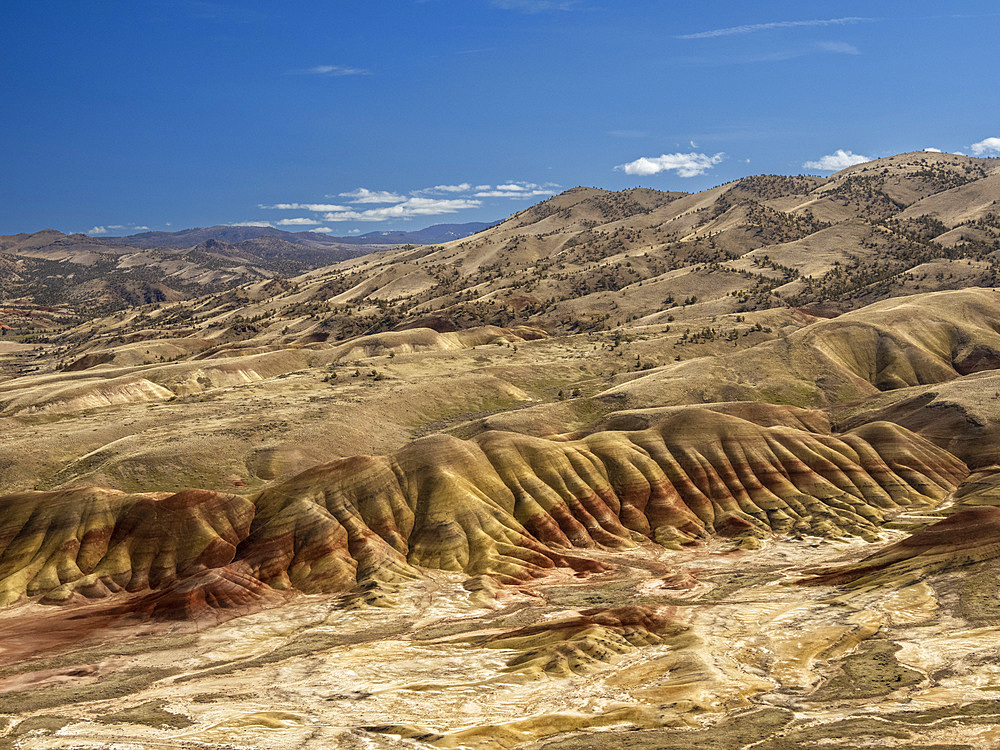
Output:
[
  {"xmin": 114, "ymin": 222, "xmax": 493, "ymax": 249},
  {"xmin": 0, "ymin": 221, "xmax": 494, "ymax": 316}
]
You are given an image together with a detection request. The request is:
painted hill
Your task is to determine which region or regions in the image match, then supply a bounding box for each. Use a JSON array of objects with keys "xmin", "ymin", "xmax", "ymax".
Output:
[
  {"xmin": 0, "ymin": 407, "xmax": 965, "ymax": 612},
  {"xmin": 6, "ymin": 153, "xmax": 1000, "ymax": 748}
]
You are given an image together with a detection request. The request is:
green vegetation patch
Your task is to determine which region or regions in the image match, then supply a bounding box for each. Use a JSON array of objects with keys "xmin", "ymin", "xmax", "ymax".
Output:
[
  {"xmin": 7, "ymin": 714, "xmax": 73, "ymax": 737},
  {"xmin": 0, "ymin": 667, "xmax": 178, "ymax": 714},
  {"xmin": 97, "ymin": 699, "xmax": 193, "ymax": 729},
  {"xmin": 956, "ymin": 559, "xmax": 1000, "ymax": 625},
  {"xmin": 812, "ymin": 637, "xmax": 923, "ymax": 700}
]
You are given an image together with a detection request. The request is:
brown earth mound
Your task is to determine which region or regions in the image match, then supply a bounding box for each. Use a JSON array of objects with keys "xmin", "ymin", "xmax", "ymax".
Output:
[
  {"xmin": 468, "ymin": 605, "xmax": 687, "ymax": 677},
  {"xmin": 0, "ymin": 410, "xmax": 966, "ymax": 620}
]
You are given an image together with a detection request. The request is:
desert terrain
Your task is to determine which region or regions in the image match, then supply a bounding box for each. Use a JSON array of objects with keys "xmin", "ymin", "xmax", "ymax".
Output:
[{"xmin": 5, "ymin": 152, "xmax": 1000, "ymax": 748}]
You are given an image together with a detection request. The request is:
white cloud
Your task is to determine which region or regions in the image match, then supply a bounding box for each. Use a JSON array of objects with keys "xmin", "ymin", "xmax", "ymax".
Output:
[
  {"xmin": 476, "ymin": 189, "xmax": 553, "ymax": 198},
  {"xmin": 971, "ymin": 137, "xmax": 1000, "ymax": 155},
  {"xmin": 299, "ymin": 65, "xmax": 371, "ymax": 76},
  {"xmin": 923, "ymin": 147, "xmax": 942, "ymax": 153},
  {"xmin": 346, "ymin": 228, "xmax": 361, "ymax": 234},
  {"xmin": 260, "ymin": 202, "xmax": 349, "ymax": 211},
  {"xmin": 230, "ymin": 221, "xmax": 273, "ymax": 227},
  {"xmin": 275, "ymin": 217, "xmax": 321, "ymax": 226},
  {"xmin": 817, "ymin": 41, "xmax": 860, "ymax": 55},
  {"xmin": 322, "ymin": 197, "xmax": 481, "ymax": 223},
  {"xmin": 258, "ymin": 179, "xmax": 557, "ymax": 226},
  {"xmin": 411, "ymin": 183, "xmax": 473, "ymax": 195},
  {"xmin": 678, "ymin": 16, "xmax": 871, "ymax": 39},
  {"xmin": 89, "ymin": 223, "xmax": 149, "ymax": 235},
  {"xmin": 311, "ymin": 227, "xmax": 334, "ymax": 233},
  {"xmin": 615, "ymin": 151, "xmax": 724, "ymax": 177},
  {"xmin": 803, "ymin": 149, "xmax": 872, "ymax": 171},
  {"xmin": 473, "ymin": 181, "xmax": 560, "ymax": 198},
  {"xmin": 338, "ymin": 188, "xmax": 407, "ymax": 204}
]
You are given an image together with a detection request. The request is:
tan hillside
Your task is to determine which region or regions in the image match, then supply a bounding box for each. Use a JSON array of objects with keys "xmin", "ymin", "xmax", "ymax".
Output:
[
  {"xmin": 602, "ymin": 287, "xmax": 1000, "ymax": 410},
  {"xmin": 7, "ymin": 154, "xmax": 1000, "ymax": 748}
]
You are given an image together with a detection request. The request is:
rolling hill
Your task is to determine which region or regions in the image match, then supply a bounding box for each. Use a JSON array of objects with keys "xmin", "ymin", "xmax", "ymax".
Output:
[
  {"xmin": 5, "ymin": 152, "xmax": 1000, "ymax": 748},
  {"xmin": 0, "ymin": 221, "xmax": 493, "ymax": 333}
]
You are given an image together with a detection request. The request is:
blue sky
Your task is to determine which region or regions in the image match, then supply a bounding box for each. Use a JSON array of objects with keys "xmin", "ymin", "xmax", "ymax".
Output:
[{"xmin": 1, "ymin": 1, "xmax": 998, "ymax": 237}]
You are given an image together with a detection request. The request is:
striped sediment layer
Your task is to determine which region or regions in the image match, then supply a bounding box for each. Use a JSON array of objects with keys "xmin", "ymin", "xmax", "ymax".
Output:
[{"xmin": 0, "ymin": 408, "xmax": 967, "ymax": 618}]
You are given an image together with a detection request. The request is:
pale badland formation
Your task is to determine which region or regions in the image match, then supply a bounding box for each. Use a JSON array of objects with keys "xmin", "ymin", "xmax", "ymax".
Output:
[{"xmin": 3, "ymin": 151, "xmax": 1000, "ymax": 747}]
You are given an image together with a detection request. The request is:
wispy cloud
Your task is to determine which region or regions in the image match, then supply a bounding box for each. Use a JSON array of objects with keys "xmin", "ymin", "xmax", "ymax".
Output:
[
  {"xmin": 338, "ymin": 188, "xmax": 406, "ymax": 204},
  {"xmin": 473, "ymin": 181, "xmax": 560, "ymax": 198},
  {"xmin": 677, "ymin": 16, "xmax": 871, "ymax": 39},
  {"xmin": 297, "ymin": 65, "xmax": 371, "ymax": 76},
  {"xmin": 971, "ymin": 137, "xmax": 1000, "ymax": 155},
  {"xmin": 411, "ymin": 183, "xmax": 473, "ymax": 195},
  {"xmin": 258, "ymin": 179, "xmax": 558, "ymax": 225},
  {"xmin": 803, "ymin": 149, "xmax": 871, "ymax": 171},
  {"xmin": 88, "ymin": 223, "xmax": 151, "ymax": 235},
  {"xmin": 259, "ymin": 202, "xmax": 349, "ymax": 212},
  {"xmin": 322, "ymin": 197, "xmax": 481, "ymax": 223},
  {"xmin": 491, "ymin": 0, "xmax": 578, "ymax": 13},
  {"xmin": 275, "ymin": 217, "xmax": 321, "ymax": 226},
  {"xmin": 615, "ymin": 152, "xmax": 724, "ymax": 177},
  {"xmin": 681, "ymin": 40, "xmax": 864, "ymax": 65},
  {"xmin": 311, "ymin": 227, "xmax": 334, "ymax": 233},
  {"xmin": 230, "ymin": 221, "xmax": 273, "ymax": 227}
]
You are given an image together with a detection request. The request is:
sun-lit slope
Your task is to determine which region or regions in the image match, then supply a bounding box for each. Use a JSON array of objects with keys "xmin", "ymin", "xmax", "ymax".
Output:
[
  {"xmin": 0, "ymin": 487, "xmax": 255, "ymax": 607},
  {"xmin": 604, "ymin": 288, "xmax": 1000, "ymax": 409},
  {"xmin": 25, "ymin": 152, "xmax": 998, "ymax": 373},
  {"xmin": 897, "ymin": 170, "xmax": 1000, "ymax": 227},
  {"xmin": 0, "ymin": 408, "xmax": 965, "ymax": 614},
  {"xmin": 789, "ymin": 151, "xmax": 999, "ymax": 221},
  {"xmin": 829, "ymin": 369, "xmax": 1000, "ymax": 469},
  {"xmin": 0, "ymin": 324, "xmax": 541, "ymax": 417},
  {"xmin": 319, "ymin": 154, "xmax": 998, "ymax": 334}
]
